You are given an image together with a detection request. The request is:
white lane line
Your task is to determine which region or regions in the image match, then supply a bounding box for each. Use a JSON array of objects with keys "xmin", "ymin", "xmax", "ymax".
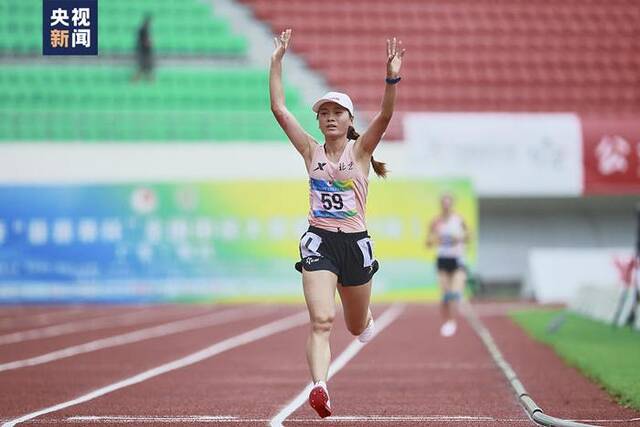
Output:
[
  {"xmin": 365, "ymin": 361, "xmax": 495, "ymax": 370},
  {"xmin": 295, "ymin": 415, "xmax": 517, "ymax": 422},
  {"xmin": 269, "ymin": 303, "xmax": 406, "ymax": 427},
  {"xmin": 1, "ymin": 311, "xmax": 308, "ymax": 427},
  {"xmin": 0, "ymin": 307, "xmax": 191, "ymax": 346},
  {"xmin": 0, "ymin": 306, "xmax": 273, "ymax": 372},
  {"xmin": 5, "ymin": 415, "xmax": 639, "ymax": 424},
  {"xmin": 68, "ymin": 416, "xmax": 239, "ymax": 423},
  {"xmin": 0, "ymin": 307, "xmax": 81, "ymax": 320},
  {"xmin": 0, "ymin": 307, "xmax": 88, "ymax": 329},
  {"xmin": 70, "ymin": 415, "xmax": 520, "ymax": 423},
  {"xmin": 14, "ymin": 415, "xmax": 535, "ymax": 423}
]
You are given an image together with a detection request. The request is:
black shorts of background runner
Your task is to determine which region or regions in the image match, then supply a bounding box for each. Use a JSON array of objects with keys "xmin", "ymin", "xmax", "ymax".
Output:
[
  {"xmin": 437, "ymin": 256, "xmax": 461, "ymax": 274},
  {"xmin": 295, "ymin": 226, "xmax": 379, "ymax": 286}
]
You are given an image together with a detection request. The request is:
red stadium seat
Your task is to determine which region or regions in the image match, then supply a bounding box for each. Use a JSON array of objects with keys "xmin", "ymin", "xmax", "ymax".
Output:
[{"xmin": 241, "ymin": 0, "xmax": 640, "ymax": 139}]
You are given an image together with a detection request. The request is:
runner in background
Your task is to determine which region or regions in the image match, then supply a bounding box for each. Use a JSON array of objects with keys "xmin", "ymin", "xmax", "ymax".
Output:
[{"xmin": 427, "ymin": 193, "xmax": 471, "ymax": 337}]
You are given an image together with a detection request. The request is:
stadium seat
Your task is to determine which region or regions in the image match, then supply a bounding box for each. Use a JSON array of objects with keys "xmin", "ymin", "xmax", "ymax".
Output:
[
  {"xmin": 240, "ymin": 0, "xmax": 639, "ymax": 130},
  {"xmin": 0, "ymin": 66, "xmax": 319, "ymax": 142}
]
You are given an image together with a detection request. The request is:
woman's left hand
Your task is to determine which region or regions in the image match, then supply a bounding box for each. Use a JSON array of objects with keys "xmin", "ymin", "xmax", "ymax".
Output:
[{"xmin": 386, "ymin": 37, "xmax": 405, "ymax": 78}]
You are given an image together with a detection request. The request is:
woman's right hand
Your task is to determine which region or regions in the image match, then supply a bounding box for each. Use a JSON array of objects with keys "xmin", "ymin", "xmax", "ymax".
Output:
[{"xmin": 272, "ymin": 28, "xmax": 291, "ymax": 62}]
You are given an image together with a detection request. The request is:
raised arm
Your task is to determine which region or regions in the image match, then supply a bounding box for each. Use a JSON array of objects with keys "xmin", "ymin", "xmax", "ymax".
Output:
[
  {"xmin": 426, "ymin": 219, "xmax": 439, "ymax": 248},
  {"xmin": 269, "ymin": 29, "xmax": 316, "ymax": 167},
  {"xmin": 354, "ymin": 37, "xmax": 406, "ymax": 159},
  {"xmin": 460, "ymin": 218, "xmax": 472, "ymax": 245}
]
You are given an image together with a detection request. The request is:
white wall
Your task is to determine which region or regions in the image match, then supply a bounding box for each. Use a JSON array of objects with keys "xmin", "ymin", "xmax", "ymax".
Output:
[
  {"xmin": 478, "ymin": 197, "xmax": 637, "ymax": 285},
  {"xmin": 404, "ymin": 113, "xmax": 584, "ymax": 197},
  {"xmin": 0, "ymin": 143, "xmax": 408, "ymax": 183}
]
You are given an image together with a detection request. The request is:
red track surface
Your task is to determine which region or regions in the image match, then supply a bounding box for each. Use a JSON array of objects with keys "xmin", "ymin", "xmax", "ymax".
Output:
[{"xmin": 0, "ymin": 303, "xmax": 638, "ymax": 426}]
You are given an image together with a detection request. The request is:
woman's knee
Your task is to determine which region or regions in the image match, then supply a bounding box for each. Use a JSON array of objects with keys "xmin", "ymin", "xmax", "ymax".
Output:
[
  {"xmin": 310, "ymin": 312, "xmax": 335, "ymax": 334},
  {"xmin": 345, "ymin": 316, "xmax": 368, "ymax": 336},
  {"xmin": 346, "ymin": 323, "xmax": 365, "ymax": 336}
]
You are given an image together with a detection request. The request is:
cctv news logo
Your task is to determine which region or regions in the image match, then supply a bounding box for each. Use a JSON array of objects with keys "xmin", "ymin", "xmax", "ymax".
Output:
[{"xmin": 43, "ymin": 0, "xmax": 98, "ymax": 55}]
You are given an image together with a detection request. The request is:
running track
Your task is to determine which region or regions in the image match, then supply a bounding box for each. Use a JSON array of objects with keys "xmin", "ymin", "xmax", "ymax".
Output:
[{"xmin": 1, "ymin": 303, "xmax": 638, "ymax": 426}]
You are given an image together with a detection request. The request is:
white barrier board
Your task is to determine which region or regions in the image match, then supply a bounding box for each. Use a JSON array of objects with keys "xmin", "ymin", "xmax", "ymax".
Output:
[{"xmin": 524, "ymin": 247, "xmax": 632, "ymax": 304}]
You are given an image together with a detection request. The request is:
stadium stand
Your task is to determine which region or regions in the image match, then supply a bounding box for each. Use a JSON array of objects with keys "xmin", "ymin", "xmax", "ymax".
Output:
[
  {"xmin": 0, "ymin": 0, "xmax": 319, "ymax": 141},
  {"xmin": 1, "ymin": 0, "xmax": 636, "ymax": 141},
  {"xmin": 0, "ymin": 66, "xmax": 319, "ymax": 141},
  {"xmin": 240, "ymin": 0, "xmax": 639, "ymax": 139}
]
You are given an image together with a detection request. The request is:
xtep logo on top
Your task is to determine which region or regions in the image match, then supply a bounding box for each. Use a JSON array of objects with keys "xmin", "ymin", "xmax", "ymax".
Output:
[{"xmin": 43, "ymin": 0, "xmax": 98, "ymax": 55}]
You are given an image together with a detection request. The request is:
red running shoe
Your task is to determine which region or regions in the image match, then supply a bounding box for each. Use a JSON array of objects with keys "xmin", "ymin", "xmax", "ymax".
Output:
[{"xmin": 308, "ymin": 384, "xmax": 332, "ymax": 418}]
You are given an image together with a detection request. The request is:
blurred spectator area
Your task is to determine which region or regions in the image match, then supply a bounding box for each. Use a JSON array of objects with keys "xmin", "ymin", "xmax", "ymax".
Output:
[
  {"xmin": 0, "ymin": 66, "xmax": 317, "ymax": 141},
  {"xmin": 240, "ymin": 0, "xmax": 640, "ymax": 139},
  {"xmin": 0, "ymin": 0, "xmax": 321, "ymax": 142},
  {"xmin": 0, "ymin": 0, "xmax": 638, "ymax": 142}
]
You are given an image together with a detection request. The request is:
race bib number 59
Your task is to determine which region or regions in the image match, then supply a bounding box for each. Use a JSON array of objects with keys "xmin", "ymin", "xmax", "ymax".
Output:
[{"xmin": 310, "ymin": 178, "xmax": 357, "ymax": 219}]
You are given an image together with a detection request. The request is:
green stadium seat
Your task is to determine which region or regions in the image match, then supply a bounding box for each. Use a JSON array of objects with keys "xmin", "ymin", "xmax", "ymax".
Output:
[{"xmin": 0, "ymin": 66, "xmax": 321, "ymax": 142}]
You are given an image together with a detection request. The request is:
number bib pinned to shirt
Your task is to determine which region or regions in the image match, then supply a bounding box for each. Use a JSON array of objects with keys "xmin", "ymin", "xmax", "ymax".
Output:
[{"xmin": 310, "ymin": 178, "xmax": 357, "ymax": 219}]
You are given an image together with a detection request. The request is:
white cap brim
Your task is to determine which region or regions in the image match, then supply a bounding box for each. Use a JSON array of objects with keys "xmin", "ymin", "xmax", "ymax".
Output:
[{"xmin": 312, "ymin": 92, "xmax": 354, "ymax": 117}]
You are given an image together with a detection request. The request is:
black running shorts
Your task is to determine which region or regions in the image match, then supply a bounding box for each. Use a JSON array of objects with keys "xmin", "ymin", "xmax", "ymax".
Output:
[
  {"xmin": 295, "ymin": 226, "xmax": 379, "ymax": 286},
  {"xmin": 436, "ymin": 256, "xmax": 461, "ymax": 273}
]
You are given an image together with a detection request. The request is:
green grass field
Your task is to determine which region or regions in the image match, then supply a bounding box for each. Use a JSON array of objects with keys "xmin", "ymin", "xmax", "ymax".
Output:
[{"xmin": 511, "ymin": 309, "xmax": 640, "ymax": 410}]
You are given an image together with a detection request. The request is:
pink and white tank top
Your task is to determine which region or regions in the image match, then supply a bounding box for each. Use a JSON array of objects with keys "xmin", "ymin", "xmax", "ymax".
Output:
[
  {"xmin": 307, "ymin": 140, "xmax": 368, "ymax": 232},
  {"xmin": 435, "ymin": 214, "xmax": 465, "ymax": 259}
]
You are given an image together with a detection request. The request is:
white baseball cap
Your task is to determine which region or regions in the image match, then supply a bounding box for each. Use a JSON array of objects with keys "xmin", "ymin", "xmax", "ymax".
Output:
[{"xmin": 312, "ymin": 91, "xmax": 354, "ymax": 117}]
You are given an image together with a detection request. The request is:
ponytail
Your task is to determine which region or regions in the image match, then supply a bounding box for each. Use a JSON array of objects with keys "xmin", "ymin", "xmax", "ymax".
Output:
[
  {"xmin": 347, "ymin": 125, "xmax": 360, "ymax": 141},
  {"xmin": 348, "ymin": 125, "xmax": 388, "ymax": 178},
  {"xmin": 370, "ymin": 157, "xmax": 388, "ymax": 178}
]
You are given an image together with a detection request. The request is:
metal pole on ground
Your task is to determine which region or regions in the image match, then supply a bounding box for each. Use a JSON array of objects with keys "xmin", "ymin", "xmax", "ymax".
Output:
[{"xmin": 463, "ymin": 303, "xmax": 597, "ymax": 427}]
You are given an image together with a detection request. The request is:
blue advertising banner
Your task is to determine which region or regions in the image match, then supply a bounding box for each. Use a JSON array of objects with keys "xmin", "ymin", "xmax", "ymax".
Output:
[{"xmin": 0, "ymin": 180, "xmax": 477, "ymax": 303}]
